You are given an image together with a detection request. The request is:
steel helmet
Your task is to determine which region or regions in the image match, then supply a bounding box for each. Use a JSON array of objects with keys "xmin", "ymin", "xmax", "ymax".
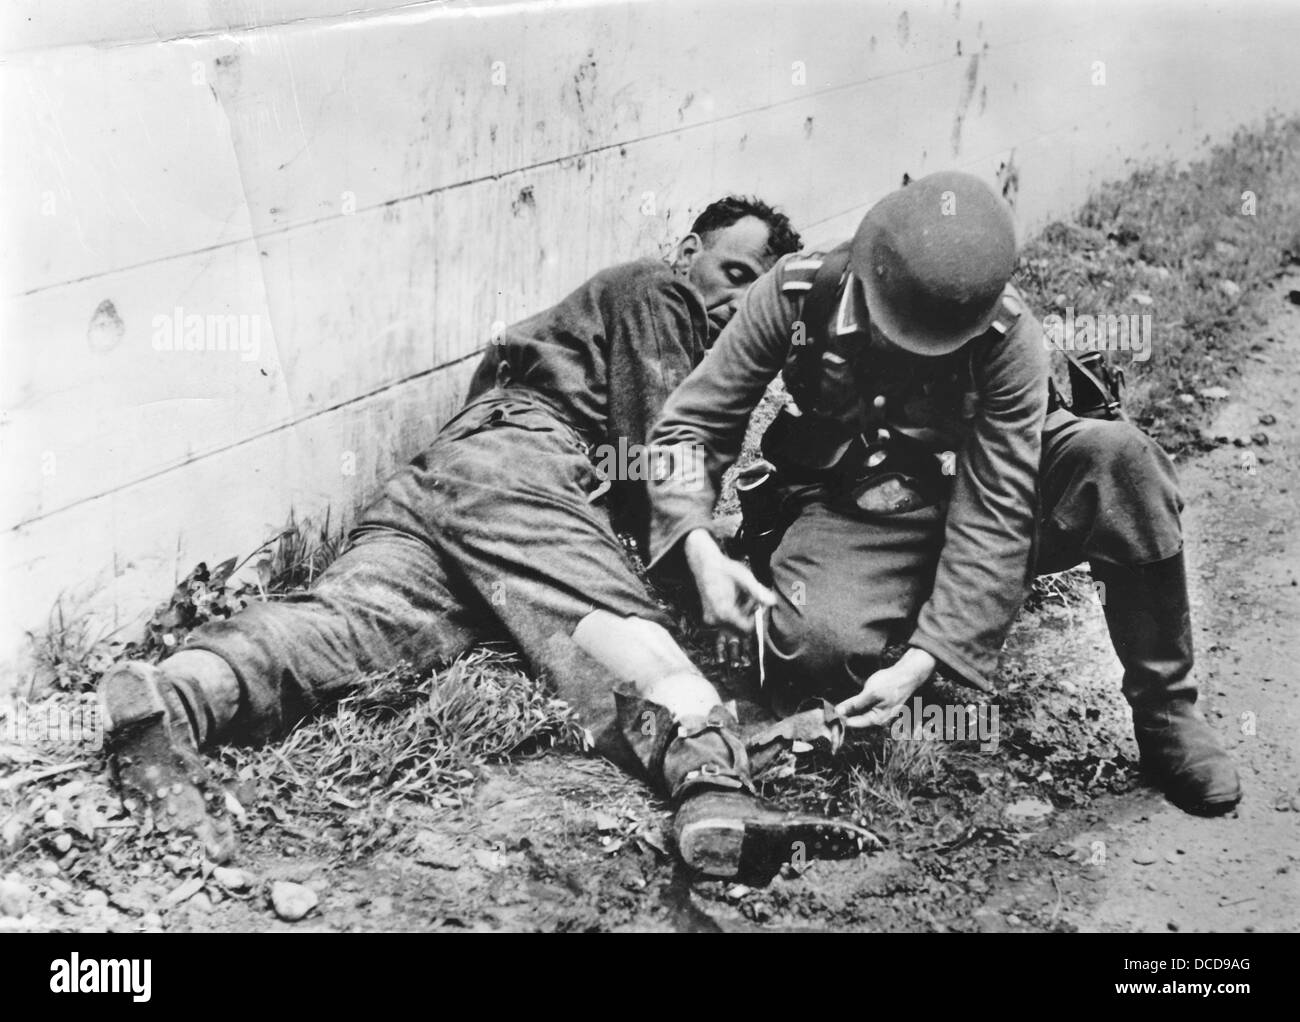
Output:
[{"xmin": 851, "ymin": 171, "xmax": 1017, "ymax": 355}]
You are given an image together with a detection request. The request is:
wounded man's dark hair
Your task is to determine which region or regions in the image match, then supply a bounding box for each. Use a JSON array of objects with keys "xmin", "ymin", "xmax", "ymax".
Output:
[{"xmin": 691, "ymin": 195, "xmax": 802, "ymax": 258}]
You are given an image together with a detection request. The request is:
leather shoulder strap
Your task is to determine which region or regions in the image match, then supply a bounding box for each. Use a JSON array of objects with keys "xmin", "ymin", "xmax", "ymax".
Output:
[{"xmin": 790, "ymin": 243, "xmax": 852, "ymax": 410}]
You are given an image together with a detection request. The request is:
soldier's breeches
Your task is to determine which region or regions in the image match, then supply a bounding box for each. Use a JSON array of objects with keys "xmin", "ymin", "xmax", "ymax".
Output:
[
  {"xmin": 766, "ymin": 501, "xmax": 945, "ymax": 708},
  {"xmin": 765, "ymin": 415, "xmax": 1185, "ymax": 701},
  {"xmin": 1035, "ymin": 415, "xmax": 1184, "ymax": 574}
]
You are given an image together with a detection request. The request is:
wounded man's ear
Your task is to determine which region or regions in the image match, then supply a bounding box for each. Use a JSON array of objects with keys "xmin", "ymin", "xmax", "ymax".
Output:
[{"xmin": 672, "ymin": 232, "xmax": 703, "ymax": 272}]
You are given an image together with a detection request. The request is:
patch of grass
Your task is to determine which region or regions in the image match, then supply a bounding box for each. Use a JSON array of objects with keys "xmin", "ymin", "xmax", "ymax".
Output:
[
  {"xmin": 24, "ymin": 598, "xmax": 120, "ymax": 698},
  {"xmin": 766, "ymin": 693, "xmax": 998, "ymax": 829},
  {"xmin": 768, "ymin": 727, "xmax": 960, "ymax": 828},
  {"xmin": 213, "ymin": 649, "xmax": 586, "ymax": 858},
  {"xmin": 1023, "ymin": 566, "xmax": 1097, "ymax": 613},
  {"xmin": 1015, "ymin": 114, "xmax": 1300, "ymax": 452},
  {"xmin": 266, "ymin": 649, "xmax": 584, "ymax": 801},
  {"xmin": 128, "ymin": 509, "xmax": 351, "ymax": 665},
  {"xmin": 255, "ymin": 508, "xmax": 350, "ymax": 595},
  {"xmin": 842, "ymin": 734, "xmax": 951, "ymax": 817}
]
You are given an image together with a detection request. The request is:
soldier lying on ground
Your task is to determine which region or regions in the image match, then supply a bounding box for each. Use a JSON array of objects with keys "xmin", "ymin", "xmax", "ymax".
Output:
[
  {"xmin": 100, "ymin": 196, "xmax": 878, "ymax": 881},
  {"xmin": 646, "ymin": 172, "xmax": 1241, "ymax": 817}
]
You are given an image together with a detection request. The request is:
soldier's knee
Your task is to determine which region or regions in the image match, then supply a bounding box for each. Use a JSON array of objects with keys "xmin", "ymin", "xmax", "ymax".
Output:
[
  {"xmin": 1074, "ymin": 420, "xmax": 1180, "ymax": 506},
  {"xmin": 768, "ymin": 602, "xmax": 854, "ymax": 686}
]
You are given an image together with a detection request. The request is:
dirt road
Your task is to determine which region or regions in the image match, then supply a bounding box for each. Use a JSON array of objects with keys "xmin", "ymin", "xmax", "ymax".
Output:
[{"xmin": 1063, "ymin": 276, "xmax": 1300, "ymax": 933}]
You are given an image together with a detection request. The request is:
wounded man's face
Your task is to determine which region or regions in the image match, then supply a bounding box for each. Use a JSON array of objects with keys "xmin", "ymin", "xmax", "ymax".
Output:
[{"xmin": 679, "ymin": 215, "xmax": 779, "ymax": 338}]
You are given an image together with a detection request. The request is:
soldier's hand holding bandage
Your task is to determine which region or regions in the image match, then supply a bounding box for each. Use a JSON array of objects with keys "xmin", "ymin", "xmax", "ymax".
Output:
[
  {"xmin": 684, "ymin": 527, "xmax": 776, "ymax": 667},
  {"xmin": 834, "ymin": 647, "xmax": 937, "ymax": 729}
]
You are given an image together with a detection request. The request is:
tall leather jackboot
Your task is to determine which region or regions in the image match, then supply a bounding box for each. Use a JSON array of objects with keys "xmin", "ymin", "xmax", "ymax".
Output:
[
  {"xmin": 1092, "ymin": 553, "xmax": 1241, "ymax": 815},
  {"xmin": 99, "ymin": 651, "xmax": 243, "ymax": 860},
  {"xmin": 615, "ymin": 689, "xmax": 878, "ymax": 881}
]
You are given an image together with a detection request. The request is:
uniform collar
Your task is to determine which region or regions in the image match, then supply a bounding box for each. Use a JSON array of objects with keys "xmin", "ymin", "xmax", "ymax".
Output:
[
  {"xmin": 834, "ymin": 271, "xmax": 868, "ymax": 336},
  {"xmin": 835, "ymin": 275, "xmax": 1021, "ymax": 344}
]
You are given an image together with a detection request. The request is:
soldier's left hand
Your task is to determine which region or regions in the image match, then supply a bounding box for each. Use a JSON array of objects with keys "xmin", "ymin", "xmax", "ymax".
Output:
[{"xmin": 836, "ymin": 647, "xmax": 937, "ymax": 728}]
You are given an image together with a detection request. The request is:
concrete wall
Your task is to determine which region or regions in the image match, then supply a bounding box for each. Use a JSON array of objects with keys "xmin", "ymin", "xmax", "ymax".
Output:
[{"xmin": 3, "ymin": 0, "xmax": 1299, "ymax": 681}]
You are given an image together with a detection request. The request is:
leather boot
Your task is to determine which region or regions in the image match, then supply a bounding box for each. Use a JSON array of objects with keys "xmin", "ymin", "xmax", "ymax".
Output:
[
  {"xmin": 615, "ymin": 689, "xmax": 878, "ymax": 881},
  {"xmin": 100, "ymin": 651, "xmax": 242, "ymax": 860},
  {"xmin": 1092, "ymin": 553, "xmax": 1241, "ymax": 815}
]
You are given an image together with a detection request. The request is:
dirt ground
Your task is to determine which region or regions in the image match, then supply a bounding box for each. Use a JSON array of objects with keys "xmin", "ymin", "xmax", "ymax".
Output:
[
  {"xmin": 4, "ymin": 282, "xmax": 1298, "ymax": 935},
  {"xmin": 1072, "ymin": 274, "xmax": 1300, "ymax": 935}
]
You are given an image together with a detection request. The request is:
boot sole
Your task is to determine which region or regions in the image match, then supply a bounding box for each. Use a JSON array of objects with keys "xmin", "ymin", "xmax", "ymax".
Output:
[
  {"xmin": 677, "ymin": 815, "xmax": 875, "ymax": 881},
  {"xmin": 1183, "ymin": 796, "xmax": 1242, "ymax": 817},
  {"xmin": 1136, "ymin": 752, "xmax": 1242, "ymax": 817},
  {"xmin": 1161, "ymin": 781, "xmax": 1243, "ymax": 817},
  {"xmin": 100, "ymin": 663, "xmax": 237, "ymax": 862}
]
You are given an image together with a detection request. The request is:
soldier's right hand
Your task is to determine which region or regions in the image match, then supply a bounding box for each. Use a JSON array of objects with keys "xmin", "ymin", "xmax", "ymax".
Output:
[{"xmin": 684, "ymin": 528, "xmax": 777, "ymax": 640}]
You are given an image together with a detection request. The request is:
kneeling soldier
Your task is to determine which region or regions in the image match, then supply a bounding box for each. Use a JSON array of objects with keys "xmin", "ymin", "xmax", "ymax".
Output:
[{"xmin": 649, "ymin": 171, "xmax": 1241, "ymax": 816}]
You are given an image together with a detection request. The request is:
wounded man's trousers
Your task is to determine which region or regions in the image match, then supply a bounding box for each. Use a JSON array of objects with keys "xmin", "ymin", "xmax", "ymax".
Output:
[
  {"xmin": 182, "ymin": 391, "xmax": 668, "ymax": 756},
  {"xmin": 763, "ymin": 413, "xmax": 1186, "ymax": 707}
]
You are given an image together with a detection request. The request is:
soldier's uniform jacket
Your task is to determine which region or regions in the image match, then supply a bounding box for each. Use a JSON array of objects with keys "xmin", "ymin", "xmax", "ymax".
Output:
[{"xmin": 648, "ymin": 251, "xmax": 1051, "ymax": 689}]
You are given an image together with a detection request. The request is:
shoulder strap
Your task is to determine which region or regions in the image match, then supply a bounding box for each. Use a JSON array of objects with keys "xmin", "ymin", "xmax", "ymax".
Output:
[
  {"xmin": 987, "ymin": 286, "xmax": 1025, "ymax": 336},
  {"xmin": 792, "ymin": 242, "xmax": 852, "ymax": 411},
  {"xmin": 1064, "ymin": 351, "xmax": 1128, "ymax": 421}
]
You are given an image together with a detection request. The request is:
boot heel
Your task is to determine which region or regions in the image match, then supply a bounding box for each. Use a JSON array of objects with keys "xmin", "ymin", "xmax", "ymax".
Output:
[
  {"xmin": 99, "ymin": 661, "xmax": 237, "ymax": 862},
  {"xmin": 676, "ymin": 816, "xmax": 747, "ymax": 879},
  {"xmin": 100, "ymin": 662, "xmax": 170, "ymax": 736}
]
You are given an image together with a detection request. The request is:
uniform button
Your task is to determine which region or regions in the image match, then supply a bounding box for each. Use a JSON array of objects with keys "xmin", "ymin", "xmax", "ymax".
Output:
[
  {"xmin": 873, "ymin": 395, "xmax": 886, "ymax": 410},
  {"xmin": 867, "ymin": 450, "xmax": 888, "ymax": 468}
]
